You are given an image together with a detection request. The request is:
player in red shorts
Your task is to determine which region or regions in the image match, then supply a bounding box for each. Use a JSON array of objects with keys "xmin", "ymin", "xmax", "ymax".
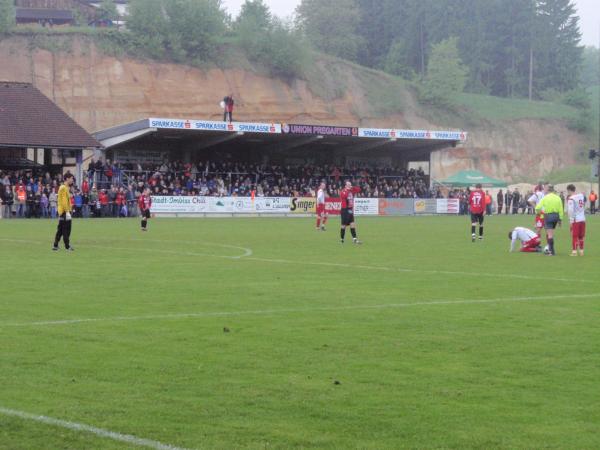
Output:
[
  {"xmin": 468, "ymin": 183, "xmax": 486, "ymax": 241},
  {"xmin": 340, "ymin": 180, "xmax": 361, "ymax": 244},
  {"xmin": 528, "ymin": 184, "xmax": 545, "ymax": 236},
  {"xmin": 508, "ymin": 226, "xmax": 542, "ymax": 252},
  {"xmin": 315, "ymin": 181, "xmax": 328, "ymax": 231},
  {"xmin": 138, "ymin": 188, "xmax": 152, "ymax": 231},
  {"xmin": 566, "ymin": 184, "xmax": 586, "ymax": 256}
]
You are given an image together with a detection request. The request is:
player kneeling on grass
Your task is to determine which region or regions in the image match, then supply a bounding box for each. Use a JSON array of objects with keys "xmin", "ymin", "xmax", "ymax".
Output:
[
  {"xmin": 566, "ymin": 184, "xmax": 586, "ymax": 256},
  {"xmin": 340, "ymin": 180, "xmax": 362, "ymax": 244},
  {"xmin": 138, "ymin": 188, "xmax": 152, "ymax": 231},
  {"xmin": 508, "ymin": 227, "xmax": 542, "ymax": 253}
]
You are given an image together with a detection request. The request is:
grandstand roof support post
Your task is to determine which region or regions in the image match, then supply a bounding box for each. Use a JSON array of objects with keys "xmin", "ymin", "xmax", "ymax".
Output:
[{"xmin": 76, "ymin": 149, "xmax": 83, "ymax": 183}]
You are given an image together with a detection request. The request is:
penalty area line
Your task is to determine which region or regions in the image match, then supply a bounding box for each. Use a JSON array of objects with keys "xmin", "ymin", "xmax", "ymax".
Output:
[
  {"xmin": 3, "ymin": 293, "xmax": 599, "ymax": 328},
  {"xmin": 0, "ymin": 406, "xmax": 192, "ymax": 450}
]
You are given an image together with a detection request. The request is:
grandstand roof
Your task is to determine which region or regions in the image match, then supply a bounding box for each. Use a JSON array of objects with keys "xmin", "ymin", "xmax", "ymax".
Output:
[
  {"xmin": 0, "ymin": 82, "xmax": 101, "ymax": 150},
  {"xmin": 94, "ymin": 118, "xmax": 467, "ymax": 161}
]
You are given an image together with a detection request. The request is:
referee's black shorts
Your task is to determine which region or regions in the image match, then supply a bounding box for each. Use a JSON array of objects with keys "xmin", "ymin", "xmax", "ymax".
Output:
[
  {"xmin": 544, "ymin": 212, "xmax": 560, "ymax": 229},
  {"xmin": 341, "ymin": 208, "xmax": 354, "ymax": 226}
]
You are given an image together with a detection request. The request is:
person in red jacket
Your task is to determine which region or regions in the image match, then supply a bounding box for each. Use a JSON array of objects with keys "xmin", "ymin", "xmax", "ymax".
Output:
[
  {"xmin": 340, "ymin": 180, "xmax": 362, "ymax": 244},
  {"xmin": 99, "ymin": 189, "xmax": 109, "ymax": 217},
  {"xmin": 469, "ymin": 183, "xmax": 486, "ymax": 242},
  {"xmin": 138, "ymin": 188, "xmax": 152, "ymax": 231}
]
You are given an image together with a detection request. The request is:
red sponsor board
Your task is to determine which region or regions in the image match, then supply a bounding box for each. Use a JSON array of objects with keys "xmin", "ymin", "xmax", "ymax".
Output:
[{"xmin": 325, "ymin": 198, "xmax": 341, "ymax": 215}]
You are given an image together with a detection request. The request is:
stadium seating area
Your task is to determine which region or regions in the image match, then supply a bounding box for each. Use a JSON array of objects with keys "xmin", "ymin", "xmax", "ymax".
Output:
[{"xmin": 120, "ymin": 160, "xmax": 437, "ymax": 199}]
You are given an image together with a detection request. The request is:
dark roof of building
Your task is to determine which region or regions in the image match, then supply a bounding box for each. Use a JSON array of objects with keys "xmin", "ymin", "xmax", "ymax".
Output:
[
  {"xmin": 0, "ymin": 82, "xmax": 101, "ymax": 149},
  {"xmin": 16, "ymin": 8, "xmax": 74, "ymax": 21}
]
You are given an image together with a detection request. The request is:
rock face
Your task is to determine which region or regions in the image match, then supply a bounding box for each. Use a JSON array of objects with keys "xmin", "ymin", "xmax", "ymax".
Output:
[{"xmin": 0, "ymin": 36, "xmax": 585, "ymax": 181}]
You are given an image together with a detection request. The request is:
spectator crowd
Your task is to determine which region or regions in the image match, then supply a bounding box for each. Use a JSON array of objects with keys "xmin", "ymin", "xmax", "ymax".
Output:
[
  {"xmin": 0, "ymin": 160, "xmax": 436, "ymax": 218},
  {"xmin": 4, "ymin": 160, "xmax": 597, "ymax": 219}
]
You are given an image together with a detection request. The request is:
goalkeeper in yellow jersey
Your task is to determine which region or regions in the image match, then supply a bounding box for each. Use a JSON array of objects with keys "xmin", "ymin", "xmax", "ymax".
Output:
[{"xmin": 52, "ymin": 173, "xmax": 75, "ymax": 252}]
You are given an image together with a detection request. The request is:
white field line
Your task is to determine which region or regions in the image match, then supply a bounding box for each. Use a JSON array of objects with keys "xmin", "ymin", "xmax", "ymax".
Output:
[
  {"xmin": 0, "ymin": 238, "xmax": 593, "ymax": 284},
  {"xmin": 3, "ymin": 293, "xmax": 598, "ymax": 328},
  {"xmin": 0, "ymin": 406, "xmax": 191, "ymax": 450}
]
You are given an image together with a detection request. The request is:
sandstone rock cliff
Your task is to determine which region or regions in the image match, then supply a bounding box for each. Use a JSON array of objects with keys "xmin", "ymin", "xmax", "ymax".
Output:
[{"xmin": 0, "ymin": 36, "xmax": 585, "ymax": 181}]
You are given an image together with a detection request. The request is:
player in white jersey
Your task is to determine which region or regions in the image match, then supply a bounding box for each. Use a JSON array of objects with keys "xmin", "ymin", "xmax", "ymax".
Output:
[
  {"xmin": 508, "ymin": 226, "xmax": 542, "ymax": 252},
  {"xmin": 566, "ymin": 184, "xmax": 586, "ymax": 256},
  {"xmin": 528, "ymin": 184, "xmax": 545, "ymax": 235},
  {"xmin": 316, "ymin": 181, "xmax": 328, "ymax": 231}
]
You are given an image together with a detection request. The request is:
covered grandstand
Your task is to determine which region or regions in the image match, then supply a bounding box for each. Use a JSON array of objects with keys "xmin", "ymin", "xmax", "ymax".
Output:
[{"xmin": 93, "ymin": 118, "xmax": 467, "ymax": 176}]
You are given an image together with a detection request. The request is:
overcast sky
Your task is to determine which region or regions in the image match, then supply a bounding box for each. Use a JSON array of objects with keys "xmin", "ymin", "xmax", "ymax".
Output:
[{"xmin": 221, "ymin": 0, "xmax": 599, "ymax": 47}]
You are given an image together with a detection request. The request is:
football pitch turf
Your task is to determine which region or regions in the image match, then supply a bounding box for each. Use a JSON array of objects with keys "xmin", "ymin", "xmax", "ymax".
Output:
[{"xmin": 1, "ymin": 215, "xmax": 599, "ymax": 449}]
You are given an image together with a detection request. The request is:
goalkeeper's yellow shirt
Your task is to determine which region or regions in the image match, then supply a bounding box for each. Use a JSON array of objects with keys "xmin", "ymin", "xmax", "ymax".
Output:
[{"xmin": 57, "ymin": 184, "xmax": 72, "ymax": 216}]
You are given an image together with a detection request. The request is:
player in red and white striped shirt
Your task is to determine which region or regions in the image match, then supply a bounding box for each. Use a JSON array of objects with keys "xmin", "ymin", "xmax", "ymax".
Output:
[
  {"xmin": 566, "ymin": 184, "xmax": 586, "ymax": 256},
  {"xmin": 315, "ymin": 182, "xmax": 328, "ymax": 231}
]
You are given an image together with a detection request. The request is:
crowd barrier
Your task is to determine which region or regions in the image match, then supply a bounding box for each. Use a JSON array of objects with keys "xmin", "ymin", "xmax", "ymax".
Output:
[{"xmin": 150, "ymin": 197, "xmax": 459, "ymax": 216}]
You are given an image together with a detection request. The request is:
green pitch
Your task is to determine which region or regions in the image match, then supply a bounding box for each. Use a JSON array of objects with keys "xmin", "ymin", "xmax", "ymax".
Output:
[{"xmin": 1, "ymin": 216, "xmax": 599, "ymax": 449}]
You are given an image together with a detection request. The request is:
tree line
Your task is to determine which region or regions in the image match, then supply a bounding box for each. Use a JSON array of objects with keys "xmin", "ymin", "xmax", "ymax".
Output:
[{"xmin": 297, "ymin": 0, "xmax": 586, "ymax": 100}]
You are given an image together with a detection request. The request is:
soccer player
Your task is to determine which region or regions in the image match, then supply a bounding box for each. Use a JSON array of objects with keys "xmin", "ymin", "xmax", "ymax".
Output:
[
  {"xmin": 138, "ymin": 188, "xmax": 152, "ymax": 231},
  {"xmin": 527, "ymin": 184, "xmax": 545, "ymax": 236},
  {"xmin": 508, "ymin": 226, "xmax": 542, "ymax": 253},
  {"xmin": 52, "ymin": 173, "xmax": 74, "ymax": 251},
  {"xmin": 468, "ymin": 183, "xmax": 486, "ymax": 242},
  {"xmin": 566, "ymin": 184, "xmax": 586, "ymax": 256},
  {"xmin": 316, "ymin": 181, "xmax": 328, "ymax": 231},
  {"xmin": 535, "ymin": 185, "xmax": 563, "ymax": 256},
  {"xmin": 340, "ymin": 180, "xmax": 361, "ymax": 244}
]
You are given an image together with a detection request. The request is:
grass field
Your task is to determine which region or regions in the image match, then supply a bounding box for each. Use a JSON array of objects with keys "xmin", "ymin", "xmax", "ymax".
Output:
[{"xmin": 1, "ymin": 215, "xmax": 599, "ymax": 449}]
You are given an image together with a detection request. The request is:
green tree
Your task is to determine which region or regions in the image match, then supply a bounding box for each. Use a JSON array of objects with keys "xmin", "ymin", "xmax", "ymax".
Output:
[
  {"xmin": 98, "ymin": 0, "xmax": 119, "ymax": 22},
  {"xmin": 0, "ymin": 0, "xmax": 15, "ymax": 33},
  {"xmin": 234, "ymin": 0, "xmax": 272, "ymax": 61},
  {"xmin": 420, "ymin": 37, "xmax": 468, "ymax": 107},
  {"xmin": 127, "ymin": 0, "xmax": 227, "ymax": 62},
  {"xmin": 581, "ymin": 46, "xmax": 600, "ymax": 88},
  {"xmin": 296, "ymin": 0, "xmax": 365, "ymax": 62}
]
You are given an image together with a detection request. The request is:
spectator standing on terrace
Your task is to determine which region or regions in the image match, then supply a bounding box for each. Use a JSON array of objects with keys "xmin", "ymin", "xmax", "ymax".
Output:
[
  {"xmin": 503, "ymin": 189, "xmax": 509, "ymax": 214},
  {"xmin": 40, "ymin": 192, "xmax": 49, "ymax": 218},
  {"xmin": 589, "ymin": 190, "xmax": 597, "ymax": 214},
  {"xmin": 49, "ymin": 188, "xmax": 58, "ymax": 219},
  {"xmin": 497, "ymin": 190, "xmax": 503, "ymax": 214},
  {"xmin": 2, "ymin": 185, "xmax": 13, "ymax": 218},
  {"xmin": 26, "ymin": 186, "xmax": 35, "ymax": 218},
  {"xmin": 99, "ymin": 189, "xmax": 109, "ymax": 217},
  {"xmin": 485, "ymin": 191, "xmax": 492, "ymax": 215},
  {"xmin": 223, "ymin": 94, "xmax": 234, "ymax": 122},
  {"xmin": 512, "ymin": 189, "xmax": 520, "ymax": 214}
]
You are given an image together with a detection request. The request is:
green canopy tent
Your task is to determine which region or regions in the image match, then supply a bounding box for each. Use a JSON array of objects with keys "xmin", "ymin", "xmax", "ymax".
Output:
[{"xmin": 440, "ymin": 170, "xmax": 507, "ymax": 188}]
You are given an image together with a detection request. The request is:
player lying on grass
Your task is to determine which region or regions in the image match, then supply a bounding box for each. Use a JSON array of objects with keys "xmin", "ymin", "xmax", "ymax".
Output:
[{"xmin": 508, "ymin": 226, "xmax": 542, "ymax": 253}]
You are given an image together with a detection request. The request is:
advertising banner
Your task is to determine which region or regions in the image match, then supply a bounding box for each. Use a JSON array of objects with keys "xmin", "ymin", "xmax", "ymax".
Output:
[
  {"xmin": 254, "ymin": 197, "xmax": 291, "ymax": 213},
  {"xmin": 378, "ymin": 199, "xmax": 415, "ymax": 216},
  {"xmin": 414, "ymin": 199, "xmax": 438, "ymax": 214},
  {"xmin": 150, "ymin": 196, "xmax": 209, "ymax": 214},
  {"xmin": 358, "ymin": 128, "xmax": 467, "ymax": 141},
  {"xmin": 290, "ymin": 197, "xmax": 317, "ymax": 213},
  {"xmin": 436, "ymin": 199, "xmax": 460, "ymax": 214},
  {"xmin": 282, "ymin": 123, "xmax": 358, "ymax": 137},
  {"xmin": 149, "ymin": 118, "xmax": 281, "ymax": 134},
  {"xmin": 325, "ymin": 198, "xmax": 341, "ymax": 215},
  {"xmin": 354, "ymin": 198, "xmax": 379, "ymax": 215}
]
